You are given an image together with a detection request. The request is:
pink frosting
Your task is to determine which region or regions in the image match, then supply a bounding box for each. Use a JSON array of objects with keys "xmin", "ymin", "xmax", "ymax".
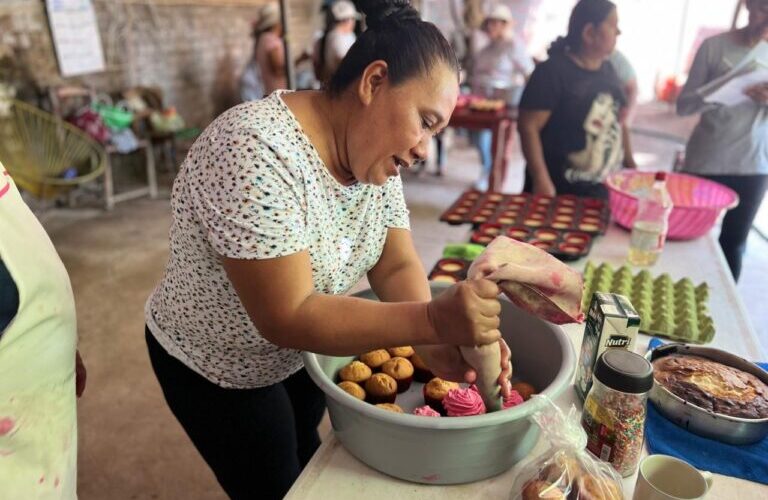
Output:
[
  {"xmin": 443, "ymin": 387, "xmax": 486, "ymax": 416},
  {"xmin": 413, "ymin": 405, "xmax": 441, "ymax": 417},
  {"xmin": 503, "ymin": 389, "xmax": 525, "ymax": 409}
]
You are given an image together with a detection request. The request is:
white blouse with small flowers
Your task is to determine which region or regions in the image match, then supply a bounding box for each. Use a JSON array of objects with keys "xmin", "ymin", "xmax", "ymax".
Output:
[{"xmin": 146, "ymin": 91, "xmax": 410, "ymax": 388}]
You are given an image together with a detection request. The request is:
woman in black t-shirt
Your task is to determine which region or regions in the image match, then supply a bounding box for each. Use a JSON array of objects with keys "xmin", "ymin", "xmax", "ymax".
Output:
[{"xmin": 518, "ymin": 0, "xmax": 636, "ymax": 198}]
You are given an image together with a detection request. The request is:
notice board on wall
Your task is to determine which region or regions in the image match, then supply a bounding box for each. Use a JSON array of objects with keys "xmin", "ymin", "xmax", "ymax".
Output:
[{"xmin": 45, "ymin": 0, "xmax": 106, "ymax": 77}]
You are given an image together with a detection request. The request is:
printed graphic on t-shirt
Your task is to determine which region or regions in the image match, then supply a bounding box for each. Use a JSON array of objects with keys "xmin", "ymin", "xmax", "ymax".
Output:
[{"xmin": 565, "ymin": 92, "xmax": 623, "ymax": 183}]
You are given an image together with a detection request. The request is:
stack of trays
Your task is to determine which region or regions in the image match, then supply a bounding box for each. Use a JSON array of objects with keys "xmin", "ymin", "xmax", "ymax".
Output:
[
  {"xmin": 582, "ymin": 262, "xmax": 715, "ymax": 343},
  {"xmin": 427, "ymin": 258, "xmax": 471, "ymax": 284},
  {"xmin": 439, "ymin": 190, "xmax": 609, "ymax": 234}
]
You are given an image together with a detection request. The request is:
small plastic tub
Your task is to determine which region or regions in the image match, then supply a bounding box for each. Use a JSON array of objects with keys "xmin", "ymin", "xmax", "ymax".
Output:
[
  {"xmin": 496, "ymin": 216, "xmax": 516, "ymax": 225},
  {"xmin": 582, "ymin": 198, "xmax": 605, "ymax": 209},
  {"xmin": 580, "ymin": 216, "xmax": 601, "ymax": 225},
  {"xmin": 524, "ymin": 219, "xmax": 544, "ymax": 227},
  {"xmin": 534, "ymin": 229, "xmax": 559, "ymax": 241},
  {"xmin": 583, "ymin": 208, "xmax": 602, "ymax": 216},
  {"xmin": 430, "ymin": 272, "xmax": 459, "ymax": 284},
  {"xmin": 555, "ymin": 195, "xmax": 577, "ymax": 207},
  {"xmin": 506, "ymin": 227, "xmax": 530, "ymax": 241},
  {"xmin": 578, "ymin": 222, "xmax": 600, "ymax": 232},
  {"xmin": 551, "ymin": 222, "xmax": 570, "ymax": 229},
  {"xmin": 563, "ymin": 232, "xmax": 591, "ymax": 246},
  {"xmin": 471, "ymin": 215, "xmax": 488, "ymax": 224},
  {"xmin": 437, "ymin": 259, "xmax": 466, "ymax": 273},
  {"xmin": 446, "ymin": 214, "xmax": 463, "ymax": 222},
  {"xmin": 478, "ymin": 223, "xmax": 503, "ymax": 236},
  {"xmin": 558, "ymin": 243, "xmax": 585, "ymax": 256},
  {"xmin": 555, "ymin": 206, "xmax": 575, "ymax": 214},
  {"xmin": 471, "ymin": 234, "xmax": 494, "ymax": 245},
  {"xmin": 529, "ymin": 239, "xmax": 553, "ymax": 250}
]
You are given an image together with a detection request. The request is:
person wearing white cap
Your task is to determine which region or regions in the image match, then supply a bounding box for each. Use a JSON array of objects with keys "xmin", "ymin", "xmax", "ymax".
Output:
[
  {"xmin": 313, "ymin": 0, "xmax": 361, "ymax": 83},
  {"xmin": 469, "ymin": 3, "xmax": 533, "ymax": 190}
]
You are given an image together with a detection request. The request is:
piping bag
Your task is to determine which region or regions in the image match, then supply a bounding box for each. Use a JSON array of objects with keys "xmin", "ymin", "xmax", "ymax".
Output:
[{"xmin": 461, "ymin": 236, "xmax": 585, "ymax": 412}]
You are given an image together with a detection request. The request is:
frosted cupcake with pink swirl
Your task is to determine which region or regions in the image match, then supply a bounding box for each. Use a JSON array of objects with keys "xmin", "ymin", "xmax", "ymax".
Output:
[
  {"xmin": 502, "ymin": 389, "xmax": 524, "ymax": 409},
  {"xmin": 412, "ymin": 405, "xmax": 441, "ymax": 417},
  {"xmin": 442, "ymin": 387, "xmax": 486, "ymax": 417}
]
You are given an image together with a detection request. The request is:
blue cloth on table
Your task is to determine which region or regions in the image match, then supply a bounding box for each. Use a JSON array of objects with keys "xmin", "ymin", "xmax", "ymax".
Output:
[{"xmin": 645, "ymin": 338, "xmax": 768, "ymax": 485}]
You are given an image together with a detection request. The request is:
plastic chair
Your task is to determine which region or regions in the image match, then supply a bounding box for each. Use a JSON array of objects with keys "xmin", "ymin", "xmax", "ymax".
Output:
[{"xmin": 0, "ymin": 98, "xmax": 106, "ymax": 200}]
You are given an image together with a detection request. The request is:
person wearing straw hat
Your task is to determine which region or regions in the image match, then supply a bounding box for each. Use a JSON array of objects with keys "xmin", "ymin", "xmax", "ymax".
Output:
[
  {"xmin": 313, "ymin": 0, "xmax": 361, "ymax": 83},
  {"xmin": 469, "ymin": 3, "xmax": 533, "ymax": 190},
  {"xmin": 253, "ymin": 1, "xmax": 286, "ymax": 95}
]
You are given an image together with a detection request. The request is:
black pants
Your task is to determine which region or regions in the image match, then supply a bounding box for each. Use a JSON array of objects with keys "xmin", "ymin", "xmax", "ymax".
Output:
[
  {"xmin": 146, "ymin": 328, "xmax": 326, "ymax": 500},
  {"xmin": 700, "ymin": 174, "xmax": 768, "ymax": 282}
]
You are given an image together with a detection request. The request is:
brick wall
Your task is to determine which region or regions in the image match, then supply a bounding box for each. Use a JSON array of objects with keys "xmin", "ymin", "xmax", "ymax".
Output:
[{"xmin": 0, "ymin": 0, "xmax": 321, "ymax": 127}]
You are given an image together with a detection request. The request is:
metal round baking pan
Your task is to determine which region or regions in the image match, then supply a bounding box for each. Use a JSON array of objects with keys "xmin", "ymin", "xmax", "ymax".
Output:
[{"xmin": 647, "ymin": 343, "xmax": 768, "ymax": 445}]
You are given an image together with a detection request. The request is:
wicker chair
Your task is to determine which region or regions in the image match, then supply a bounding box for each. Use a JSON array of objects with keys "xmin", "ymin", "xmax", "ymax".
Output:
[{"xmin": 0, "ymin": 98, "xmax": 106, "ymax": 200}]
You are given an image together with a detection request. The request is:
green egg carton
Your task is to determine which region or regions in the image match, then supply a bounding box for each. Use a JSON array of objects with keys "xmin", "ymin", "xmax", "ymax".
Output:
[{"xmin": 582, "ymin": 261, "xmax": 715, "ymax": 344}]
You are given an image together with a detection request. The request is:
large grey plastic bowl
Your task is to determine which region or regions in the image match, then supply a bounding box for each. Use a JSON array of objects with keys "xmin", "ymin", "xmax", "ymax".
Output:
[{"xmin": 302, "ymin": 282, "xmax": 576, "ymax": 485}]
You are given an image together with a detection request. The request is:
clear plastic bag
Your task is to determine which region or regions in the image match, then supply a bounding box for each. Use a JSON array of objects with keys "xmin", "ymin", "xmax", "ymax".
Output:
[{"xmin": 510, "ymin": 397, "xmax": 624, "ymax": 500}]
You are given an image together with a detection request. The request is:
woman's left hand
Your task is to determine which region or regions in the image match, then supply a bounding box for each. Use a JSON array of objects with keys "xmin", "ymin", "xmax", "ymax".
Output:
[
  {"xmin": 415, "ymin": 339, "xmax": 513, "ymax": 398},
  {"xmin": 745, "ymin": 82, "xmax": 768, "ymax": 105}
]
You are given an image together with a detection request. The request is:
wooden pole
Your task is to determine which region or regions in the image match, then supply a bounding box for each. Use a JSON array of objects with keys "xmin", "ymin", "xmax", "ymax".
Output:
[{"xmin": 732, "ymin": 0, "xmax": 745, "ymax": 30}]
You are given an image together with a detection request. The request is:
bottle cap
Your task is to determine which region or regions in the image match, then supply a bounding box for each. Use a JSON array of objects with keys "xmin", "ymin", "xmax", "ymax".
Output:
[
  {"xmin": 594, "ymin": 349, "xmax": 654, "ymax": 394},
  {"xmin": 654, "ymin": 171, "xmax": 668, "ymax": 182}
]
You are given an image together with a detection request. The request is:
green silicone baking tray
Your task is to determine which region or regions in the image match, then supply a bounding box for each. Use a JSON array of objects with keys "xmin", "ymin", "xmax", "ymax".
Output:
[{"xmin": 582, "ymin": 262, "xmax": 714, "ymax": 344}]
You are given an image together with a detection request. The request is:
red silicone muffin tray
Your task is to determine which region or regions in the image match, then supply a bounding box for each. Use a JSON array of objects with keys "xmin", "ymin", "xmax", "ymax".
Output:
[
  {"xmin": 469, "ymin": 224, "xmax": 594, "ymax": 262},
  {"xmin": 427, "ymin": 258, "xmax": 470, "ymax": 283},
  {"xmin": 439, "ymin": 190, "xmax": 609, "ymax": 235}
]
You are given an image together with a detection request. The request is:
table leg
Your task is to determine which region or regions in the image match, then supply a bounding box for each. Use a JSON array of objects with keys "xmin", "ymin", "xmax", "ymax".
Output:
[{"xmin": 489, "ymin": 119, "xmax": 511, "ymax": 192}]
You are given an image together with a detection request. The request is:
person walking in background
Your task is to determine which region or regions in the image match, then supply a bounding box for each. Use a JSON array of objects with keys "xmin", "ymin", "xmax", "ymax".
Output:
[
  {"xmin": 240, "ymin": 2, "xmax": 285, "ymax": 100},
  {"xmin": 518, "ymin": 0, "xmax": 636, "ymax": 198},
  {"xmin": 609, "ymin": 49, "xmax": 638, "ymax": 123},
  {"xmin": 677, "ymin": 0, "xmax": 768, "ymax": 282},
  {"xmin": 0, "ymin": 161, "xmax": 87, "ymax": 498},
  {"xmin": 469, "ymin": 4, "xmax": 533, "ymax": 190},
  {"xmin": 313, "ymin": 0, "xmax": 360, "ymax": 84}
]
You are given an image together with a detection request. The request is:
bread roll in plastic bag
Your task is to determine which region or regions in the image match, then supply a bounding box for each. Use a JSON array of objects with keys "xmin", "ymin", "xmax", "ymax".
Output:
[{"xmin": 510, "ymin": 397, "xmax": 624, "ymax": 500}]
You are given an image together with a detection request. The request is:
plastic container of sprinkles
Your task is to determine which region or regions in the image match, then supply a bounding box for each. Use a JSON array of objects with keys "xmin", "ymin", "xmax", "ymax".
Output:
[{"xmin": 581, "ymin": 349, "xmax": 653, "ymax": 477}]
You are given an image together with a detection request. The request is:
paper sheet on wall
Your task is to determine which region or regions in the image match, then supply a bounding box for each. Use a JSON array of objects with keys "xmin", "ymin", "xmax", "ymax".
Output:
[{"xmin": 46, "ymin": 0, "xmax": 106, "ymax": 77}]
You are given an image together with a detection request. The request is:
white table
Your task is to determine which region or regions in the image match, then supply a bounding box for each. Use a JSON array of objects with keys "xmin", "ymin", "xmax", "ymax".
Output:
[{"xmin": 286, "ymin": 226, "xmax": 767, "ymax": 499}]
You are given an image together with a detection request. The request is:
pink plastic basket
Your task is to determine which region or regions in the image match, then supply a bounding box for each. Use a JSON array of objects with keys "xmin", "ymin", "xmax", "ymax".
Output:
[{"xmin": 605, "ymin": 171, "xmax": 739, "ymax": 240}]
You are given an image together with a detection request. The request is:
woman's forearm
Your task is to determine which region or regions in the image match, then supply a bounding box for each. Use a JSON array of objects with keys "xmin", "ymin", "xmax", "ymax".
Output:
[
  {"xmin": 281, "ymin": 294, "xmax": 437, "ymax": 355},
  {"xmin": 519, "ymin": 124, "xmax": 551, "ymax": 185},
  {"xmin": 622, "ymin": 124, "xmax": 637, "ymax": 169}
]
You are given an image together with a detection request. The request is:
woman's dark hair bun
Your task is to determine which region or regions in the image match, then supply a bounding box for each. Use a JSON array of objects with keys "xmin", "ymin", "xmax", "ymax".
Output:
[{"xmin": 356, "ymin": 0, "xmax": 418, "ymax": 30}]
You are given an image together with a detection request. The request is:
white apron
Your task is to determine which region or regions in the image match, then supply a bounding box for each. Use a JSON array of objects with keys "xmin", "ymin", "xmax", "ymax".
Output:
[{"xmin": 0, "ymin": 162, "xmax": 78, "ymax": 499}]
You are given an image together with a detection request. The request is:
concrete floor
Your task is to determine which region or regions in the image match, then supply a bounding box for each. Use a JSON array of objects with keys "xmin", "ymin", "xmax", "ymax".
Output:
[{"xmin": 37, "ymin": 106, "xmax": 767, "ymax": 499}]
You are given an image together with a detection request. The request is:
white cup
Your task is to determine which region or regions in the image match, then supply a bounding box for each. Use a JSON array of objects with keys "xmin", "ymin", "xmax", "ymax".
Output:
[{"xmin": 632, "ymin": 455, "xmax": 713, "ymax": 500}]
